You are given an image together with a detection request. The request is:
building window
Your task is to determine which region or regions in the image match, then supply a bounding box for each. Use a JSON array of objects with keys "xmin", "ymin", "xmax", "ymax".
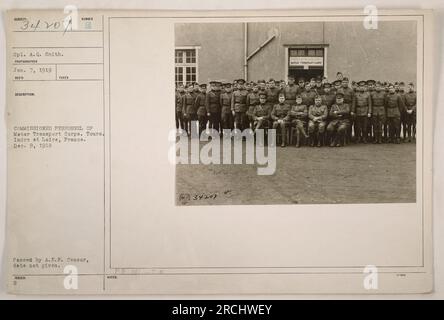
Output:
[
  {"xmin": 175, "ymin": 48, "xmax": 198, "ymax": 86},
  {"xmin": 289, "ymin": 48, "xmax": 324, "ymax": 57}
]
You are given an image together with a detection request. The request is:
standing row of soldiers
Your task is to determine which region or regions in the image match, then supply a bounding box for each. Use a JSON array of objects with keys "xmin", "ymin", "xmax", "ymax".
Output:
[{"xmin": 175, "ymin": 75, "xmax": 417, "ymax": 147}]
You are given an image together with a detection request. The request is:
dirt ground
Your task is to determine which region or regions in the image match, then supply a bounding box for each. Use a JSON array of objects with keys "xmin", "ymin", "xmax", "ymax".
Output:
[{"xmin": 176, "ymin": 140, "xmax": 416, "ymax": 205}]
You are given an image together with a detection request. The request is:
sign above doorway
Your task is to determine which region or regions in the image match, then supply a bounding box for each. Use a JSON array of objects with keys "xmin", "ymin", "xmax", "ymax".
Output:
[{"xmin": 289, "ymin": 56, "xmax": 324, "ymax": 69}]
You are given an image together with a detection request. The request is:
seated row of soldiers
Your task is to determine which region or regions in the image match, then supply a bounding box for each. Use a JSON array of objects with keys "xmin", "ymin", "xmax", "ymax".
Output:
[{"xmin": 175, "ymin": 76, "xmax": 417, "ymax": 147}]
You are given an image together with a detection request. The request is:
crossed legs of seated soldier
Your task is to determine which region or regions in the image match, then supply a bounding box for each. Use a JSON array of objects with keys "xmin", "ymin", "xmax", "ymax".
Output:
[
  {"xmin": 272, "ymin": 120, "xmax": 289, "ymax": 147},
  {"xmin": 308, "ymin": 120, "xmax": 326, "ymax": 147},
  {"xmin": 254, "ymin": 119, "xmax": 269, "ymax": 132},
  {"xmin": 291, "ymin": 119, "xmax": 308, "ymax": 147},
  {"xmin": 327, "ymin": 120, "xmax": 349, "ymax": 147}
]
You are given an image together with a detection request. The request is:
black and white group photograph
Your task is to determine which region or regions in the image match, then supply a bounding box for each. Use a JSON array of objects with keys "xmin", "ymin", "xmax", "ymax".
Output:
[
  {"xmin": 1, "ymin": 4, "xmax": 439, "ymax": 300},
  {"xmin": 174, "ymin": 20, "xmax": 418, "ymax": 206}
]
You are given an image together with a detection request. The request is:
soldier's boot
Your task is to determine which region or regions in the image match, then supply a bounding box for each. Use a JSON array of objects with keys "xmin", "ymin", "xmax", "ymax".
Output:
[
  {"xmin": 295, "ymin": 132, "xmax": 301, "ymax": 148},
  {"xmin": 336, "ymin": 134, "xmax": 343, "ymax": 147}
]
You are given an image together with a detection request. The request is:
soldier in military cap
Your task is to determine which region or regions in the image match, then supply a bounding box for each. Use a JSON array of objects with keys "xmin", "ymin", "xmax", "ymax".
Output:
[
  {"xmin": 352, "ymin": 80, "xmax": 372, "ymax": 143},
  {"xmin": 301, "ymin": 82, "xmax": 316, "ymax": 107},
  {"xmin": 321, "ymin": 82, "xmax": 336, "ymax": 112},
  {"xmin": 397, "ymin": 81, "xmax": 408, "ymax": 141},
  {"xmin": 385, "ymin": 84, "xmax": 405, "ymax": 143},
  {"xmin": 271, "ymin": 92, "xmax": 291, "ymax": 147},
  {"xmin": 283, "ymin": 75, "xmax": 298, "ymax": 106},
  {"xmin": 182, "ymin": 84, "xmax": 198, "ymax": 136},
  {"xmin": 327, "ymin": 92, "xmax": 351, "ymax": 147},
  {"xmin": 175, "ymin": 83, "xmax": 185, "ymax": 130},
  {"xmin": 231, "ymin": 79, "xmax": 249, "ymax": 131},
  {"xmin": 398, "ymin": 81, "xmax": 406, "ymax": 94},
  {"xmin": 315, "ymin": 76, "xmax": 324, "ymax": 95},
  {"xmin": 336, "ymin": 71, "xmax": 344, "ymax": 82},
  {"xmin": 322, "ymin": 76, "xmax": 328, "ymax": 85},
  {"xmin": 367, "ymin": 80, "xmax": 376, "ymax": 93},
  {"xmin": 205, "ymin": 81, "xmax": 221, "ymax": 133},
  {"xmin": 309, "ymin": 77, "xmax": 316, "ymax": 88},
  {"xmin": 370, "ymin": 81, "xmax": 387, "ymax": 144},
  {"xmin": 253, "ymin": 92, "xmax": 271, "ymax": 132},
  {"xmin": 297, "ymin": 78, "xmax": 306, "ymax": 93},
  {"xmin": 220, "ymin": 82, "xmax": 234, "ymax": 132},
  {"xmin": 289, "ymin": 94, "xmax": 309, "ymax": 148},
  {"xmin": 266, "ymin": 78, "xmax": 281, "ymax": 108},
  {"xmin": 333, "ymin": 79, "xmax": 342, "ymax": 94},
  {"xmin": 341, "ymin": 77, "xmax": 355, "ymax": 105},
  {"xmin": 246, "ymin": 82, "xmax": 261, "ymax": 129},
  {"xmin": 245, "ymin": 81, "xmax": 252, "ymax": 94},
  {"xmin": 351, "ymin": 81, "xmax": 358, "ymax": 92},
  {"xmin": 381, "ymin": 81, "xmax": 390, "ymax": 141},
  {"xmin": 308, "ymin": 94, "xmax": 328, "ymax": 147},
  {"xmin": 195, "ymin": 83, "xmax": 208, "ymax": 134},
  {"xmin": 258, "ymin": 79, "xmax": 267, "ymax": 96},
  {"xmin": 403, "ymin": 82, "xmax": 417, "ymax": 142},
  {"xmin": 192, "ymin": 82, "xmax": 200, "ymax": 100},
  {"xmin": 366, "ymin": 80, "xmax": 376, "ymax": 141},
  {"xmin": 337, "ymin": 77, "xmax": 353, "ymax": 142}
]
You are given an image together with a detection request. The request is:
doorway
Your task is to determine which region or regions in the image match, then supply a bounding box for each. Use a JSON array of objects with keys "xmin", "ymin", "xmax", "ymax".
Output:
[
  {"xmin": 288, "ymin": 68, "xmax": 324, "ymax": 82},
  {"xmin": 287, "ymin": 47, "xmax": 326, "ymax": 82}
]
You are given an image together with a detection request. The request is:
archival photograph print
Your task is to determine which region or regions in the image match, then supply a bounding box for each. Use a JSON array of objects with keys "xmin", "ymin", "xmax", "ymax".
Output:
[{"xmin": 174, "ymin": 20, "xmax": 418, "ymax": 206}]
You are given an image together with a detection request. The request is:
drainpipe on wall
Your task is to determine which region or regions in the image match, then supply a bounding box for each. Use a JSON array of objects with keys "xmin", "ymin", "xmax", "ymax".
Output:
[{"xmin": 244, "ymin": 22, "xmax": 248, "ymax": 81}]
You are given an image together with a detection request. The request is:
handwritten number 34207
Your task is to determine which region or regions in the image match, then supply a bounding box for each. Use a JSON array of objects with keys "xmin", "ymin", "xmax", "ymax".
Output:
[{"xmin": 20, "ymin": 19, "xmax": 63, "ymax": 31}]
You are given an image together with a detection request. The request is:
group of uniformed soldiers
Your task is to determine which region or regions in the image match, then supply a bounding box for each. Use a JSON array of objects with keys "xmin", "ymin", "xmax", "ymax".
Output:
[{"xmin": 175, "ymin": 74, "xmax": 417, "ymax": 147}]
